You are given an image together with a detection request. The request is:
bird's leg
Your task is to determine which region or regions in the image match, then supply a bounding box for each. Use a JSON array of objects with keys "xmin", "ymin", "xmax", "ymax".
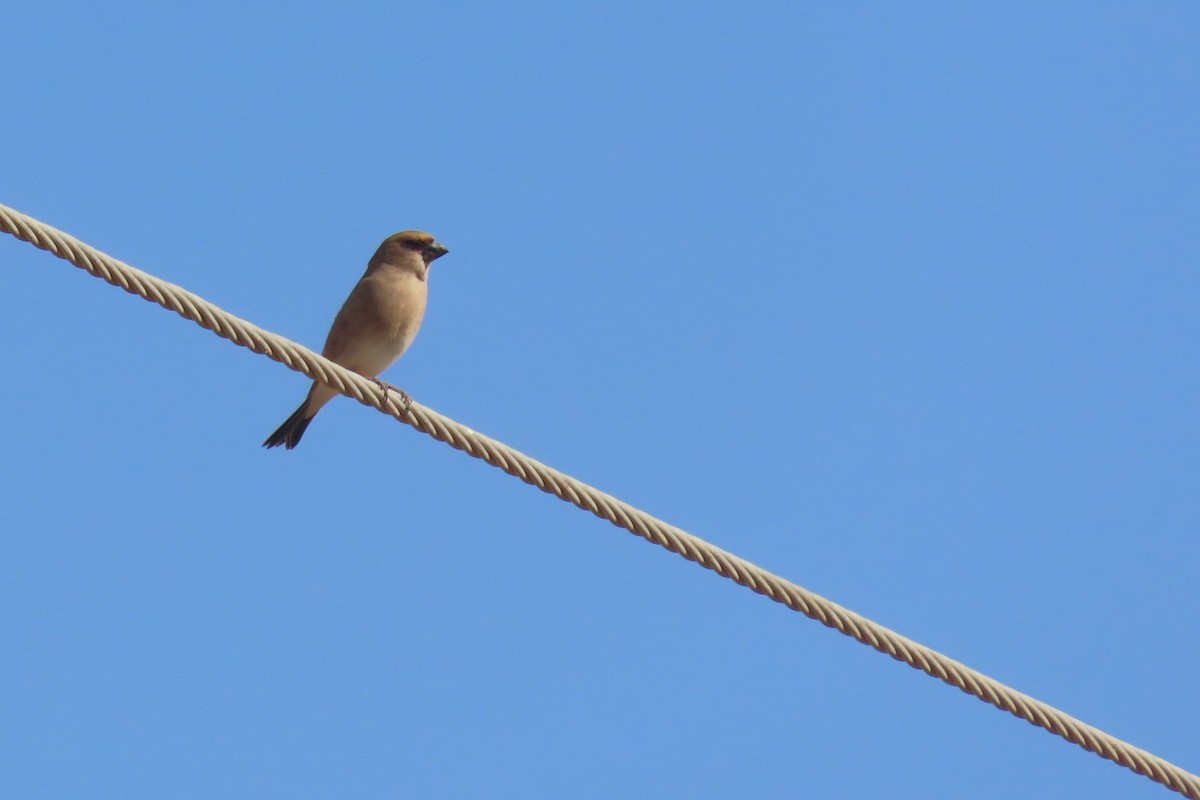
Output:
[{"xmin": 370, "ymin": 378, "xmax": 413, "ymax": 410}]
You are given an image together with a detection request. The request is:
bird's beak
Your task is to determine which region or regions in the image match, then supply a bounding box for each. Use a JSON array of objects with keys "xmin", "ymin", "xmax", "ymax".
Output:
[{"xmin": 426, "ymin": 242, "xmax": 449, "ymax": 261}]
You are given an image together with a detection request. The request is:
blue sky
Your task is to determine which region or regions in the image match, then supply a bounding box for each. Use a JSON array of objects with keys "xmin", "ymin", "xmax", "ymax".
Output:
[{"xmin": 2, "ymin": 3, "xmax": 1197, "ymax": 798}]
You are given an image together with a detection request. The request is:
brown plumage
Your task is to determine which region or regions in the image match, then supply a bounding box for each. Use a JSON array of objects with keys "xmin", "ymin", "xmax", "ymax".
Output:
[{"xmin": 263, "ymin": 230, "xmax": 449, "ymax": 449}]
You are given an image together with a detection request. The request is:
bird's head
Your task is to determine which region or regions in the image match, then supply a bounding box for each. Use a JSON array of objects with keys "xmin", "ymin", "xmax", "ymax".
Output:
[{"xmin": 386, "ymin": 230, "xmax": 449, "ymax": 265}]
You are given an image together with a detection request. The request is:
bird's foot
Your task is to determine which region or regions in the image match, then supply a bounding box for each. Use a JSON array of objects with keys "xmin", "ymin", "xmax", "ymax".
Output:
[{"xmin": 371, "ymin": 378, "xmax": 413, "ymax": 410}]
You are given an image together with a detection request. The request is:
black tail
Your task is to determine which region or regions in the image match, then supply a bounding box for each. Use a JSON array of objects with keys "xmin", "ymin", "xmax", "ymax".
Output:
[{"xmin": 262, "ymin": 400, "xmax": 314, "ymax": 450}]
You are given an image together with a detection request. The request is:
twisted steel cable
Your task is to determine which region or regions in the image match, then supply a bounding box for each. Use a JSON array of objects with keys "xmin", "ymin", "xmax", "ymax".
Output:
[{"xmin": 2, "ymin": 202, "xmax": 1196, "ymax": 799}]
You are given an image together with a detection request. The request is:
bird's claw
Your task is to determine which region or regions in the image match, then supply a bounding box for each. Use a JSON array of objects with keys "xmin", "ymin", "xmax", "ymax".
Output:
[{"xmin": 371, "ymin": 378, "xmax": 413, "ymax": 411}]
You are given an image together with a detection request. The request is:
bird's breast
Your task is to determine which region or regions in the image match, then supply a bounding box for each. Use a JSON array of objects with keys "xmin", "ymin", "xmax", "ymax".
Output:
[{"xmin": 324, "ymin": 272, "xmax": 428, "ymax": 377}]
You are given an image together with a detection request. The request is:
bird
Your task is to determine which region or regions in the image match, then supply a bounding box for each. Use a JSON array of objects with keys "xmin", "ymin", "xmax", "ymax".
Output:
[{"xmin": 263, "ymin": 230, "xmax": 449, "ymax": 449}]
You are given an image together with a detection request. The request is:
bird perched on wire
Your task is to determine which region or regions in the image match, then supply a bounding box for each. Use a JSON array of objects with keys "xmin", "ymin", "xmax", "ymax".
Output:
[{"xmin": 263, "ymin": 230, "xmax": 449, "ymax": 449}]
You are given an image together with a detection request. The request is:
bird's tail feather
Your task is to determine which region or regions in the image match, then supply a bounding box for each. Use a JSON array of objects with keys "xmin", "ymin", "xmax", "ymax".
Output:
[{"xmin": 262, "ymin": 399, "xmax": 314, "ymax": 450}]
